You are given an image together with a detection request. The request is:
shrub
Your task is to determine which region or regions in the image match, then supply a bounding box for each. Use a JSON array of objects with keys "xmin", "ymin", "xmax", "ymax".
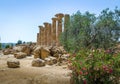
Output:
[
  {"xmin": 16, "ymin": 40, "xmax": 22, "ymax": 45},
  {"xmin": 5, "ymin": 45, "xmax": 10, "ymax": 49},
  {"xmin": 60, "ymin": 7, "xmax": 120, "ymax": 52},
  {"xmin": 0, "ymin": 43, "xmax": 1, "ymax": 50},
  {"xmin": 69, "ymin": 49, "xmax": 120, "ymax": 84}
]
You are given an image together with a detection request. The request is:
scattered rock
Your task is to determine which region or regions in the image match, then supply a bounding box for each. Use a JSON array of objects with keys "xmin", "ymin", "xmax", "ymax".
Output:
[
  {"xmin": 45, "ymin": 56, "xmax": 57, "ymax": 65},
  {"xmin": 53, "ymin": 53, "xmax": 61, "ymax": 58},
  {"xmin": 49, "ymin": 56, "xmax": 57, "ymax": 64},
  {"xmin": 29, "ymin": 43, "xmax": 36, "ymax": 51},
  {"xmin": 32, "ymin": 58, "xmax": 45, "ymax": 67},
  {"xmin": 21, "ymin": 45, "xmax": 31, "ymax": 56},
  {"xmin": 7, "ymin": 60, "xmax": 20, "ymax": 68},
  {"xmin": 50, "ymin": 46, "xmax": 59, "ymax": 56},
  {"xmin": 60, "ymin": 54, "xmax": 70, "ymax": 61},
  {"xmin": 14, "ymin": 52, "xmax": 27, "ymax": 59},
  {"xmin": 33, "ymin": 46, "xmax": 41, "ymax": 58},
  {"xmin": 41, "ymin": 47, "xmax": 50, "ymax": 60},
  {"xmin": 13, "ymin": 44, "xmax": 32, "ymax": 55},
  {"xmin": 33, "ymin": 46, "xmax": 50, "ymax": 59},
  {"xmin": 50, "ymin": 46, "xmax": 66, "ymax": 56},
  {"xmin": 3, "ymin": 49, "xmax": 15, "ymax": 55},
  {"xmin": 56, "ymin": 54, "xmax": 70, "ymax": 66},
  {"xmin": 58, "ymin": 46, "xmax": 67, "ymax": 54},
  {"xmin": 13, "ymin": 45, "xmax": 24, "ymax": 52},
  {"xmin": 45, "ymin": 57, "xmax": 53, "ymax": 65},
  {"xmin": 33, "ymin": 46, "xmax": 69, "ymax": 66}
]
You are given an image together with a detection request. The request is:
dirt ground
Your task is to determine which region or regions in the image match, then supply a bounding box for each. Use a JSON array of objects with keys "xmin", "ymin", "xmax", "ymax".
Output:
[{"xmin": 0, "ymin": 52, "xmax": 71, "ymax": 84}]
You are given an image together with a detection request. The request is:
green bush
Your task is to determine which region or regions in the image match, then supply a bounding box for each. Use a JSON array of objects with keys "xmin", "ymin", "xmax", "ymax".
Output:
[
  {"xmin": 16, "ymin": 40, "xmax": 22, "ymax": 45},
  {"xmin": 69, "ymin": 49, "xmax": 120, "ymax": 84},
  {"xmin": 5, "ymin": 45, "xmax": 10, "ymax": 49},
  {"xmin": 60, "ymin": 7, "xmax": 120, "ymax": 52},
  {"xmin": 0, "ymin": 43, "xmax": 1, "ymax": 50},
  {"xmin": 59, "ymin": 7, "xmax": 120, "ymax": 84}
]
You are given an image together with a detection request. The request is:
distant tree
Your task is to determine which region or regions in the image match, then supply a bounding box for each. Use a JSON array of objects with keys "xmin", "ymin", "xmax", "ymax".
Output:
[
  {"xmin": 0, "ymin": 37, "xmax": 1, "ymax": 49},
  {"xmin": 26, "ymin": 41, "xmax": 32, "ymax": 45},
  {"xmin": 23, "ymin": 41, "xmax": 26, "ymax": 44},
  {"xmin": 16, "ymin": 40, "xmax": 22, "ymax": 45},
  {"xmin": 94, "ymin": 7, "xmax": 120, "ymax": 49},
  {"xmin": 10, "ymin": 43, "xmax": 14, "ymax": 48},
  {"xmin": 0, "ymin": 43, "xmax": 1, "ymax": 50},
  {"xmin": 5, "ymin": 44, "xmax": 10, "ymax": 49},
  {"xmin": 60, "ymin": 11, "xmax": 96, "ymax": 52},
  {"xmin": 60, "ymin": 7, "xmax": 120, "ymax": 52}
]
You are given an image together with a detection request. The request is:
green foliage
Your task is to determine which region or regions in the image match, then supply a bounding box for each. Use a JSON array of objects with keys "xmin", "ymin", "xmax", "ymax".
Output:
[
  {"xmin": 69, "ymin": 49, "xmax": 120, "ymax": 84},
  {"xmin": 60, "ymin": 7, "xmax": 120, "ymax": 52},
  {"xmin": 5, "ymin": 44, "xmax": 10, "ymax": 49},
  {"xmin": 62, "ymin": 7, "xmax": 120, "ymax": 84},
  {"xmin": 10, "ymin": 43, "xmax": 14, "ymax": 47},
  {"xmin": 26, "ymin": 41, "xmax": 32, "ymax": 45},
  {"xmin": 23, "ymin": 41, "xmax": 26, "ymax": 44},
  {"xmin": 94, "ymin": 7, "xmax": 120, "ymax": 49},
  {"xmin": 0, "ymin": 43, "xmax": 1, "ymax": 50},
  {"xmin": 16, "ymin": 40, "xmax": 22, "ymax": 45}
]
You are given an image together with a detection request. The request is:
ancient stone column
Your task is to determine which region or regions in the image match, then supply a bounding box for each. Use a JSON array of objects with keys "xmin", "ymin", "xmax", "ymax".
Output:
[
  {"xmin": 42, "ymin": 26, "xmax": 45, "ymax": 46},
  {"xmin": 47, "ymin": 23, "xmax": 52, "ymax": 46},
  {"xmin": 38, "ymin": 26, "xmax": 41, "ymax": 45},
  {"xmin": 38, "ymin": 26, "xmax": 43, "ymax": 45},
  {"xmin": 38, "ymin": 33, "xmax": 41, "ymax": 45},
  {"xmin": 55, "ymin": 13, "xmax": 64, "ymax": 46},
  {"xmin": 51, "ymin": 17, "xmax": 57, "ymax": 46},
  {"xmin": 44, "ymin": 22, "xmax": 49, "ymax": 46},
  {"xmin": 39, "ymin": 26, "xmax": 44, "ymax": 46},
  {"xmin": 37, "ymin": 33, "xmax": 39, "ymax": 45},
  {"xmin": 64, "ymin": 14, "xmax": 70, "ymax": 32}
]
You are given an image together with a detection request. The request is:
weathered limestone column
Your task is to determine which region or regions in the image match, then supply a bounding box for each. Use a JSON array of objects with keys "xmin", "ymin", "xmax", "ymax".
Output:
[
  {"xmin": 42, "ymin": 27, "xmax": 45, "ymax": 46},
  {"xmin": 46, "ymin": 23, "xmax": 52, "ymax": 46},
  {"xmin": 51, "ymin": 18, "xmax": 57, "ymax": 46},
  {"xmin": 44, "ymin": 22, "xmax": 49, "ymax": 46},
  {"xmin": 48, "ymin": 23, "xmax": 52, "ymax": 46},
  {"xmin": 55, "ymin": 13, "xmax": 64, "ymax": 46},
  {"xmin": 38, "ymin": 26, "xmax": 43, "ymax": 45},
  {"xmin": 38, "ymin": 33, "xmax": 41, "ymax": 45},
  {"xmin": 38, "ymin": 26, "xmax": 41, "ymax": 45},
  {"xmin": 39, "ymin": 26, "xmax": 44, "ymax": 46},
  {"xmin": 64, "ymin": 14, "xmax": 70, "ymax": 32},
  {"xmin": 37, "ymin": 33, "xmax": 39, "ymax": 45}
]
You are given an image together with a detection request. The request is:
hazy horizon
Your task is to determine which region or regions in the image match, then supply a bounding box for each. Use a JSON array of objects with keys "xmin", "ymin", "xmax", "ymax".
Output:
[{"xmin": 0, "ymin": 0, "xmax": 119, "ymax": 43}]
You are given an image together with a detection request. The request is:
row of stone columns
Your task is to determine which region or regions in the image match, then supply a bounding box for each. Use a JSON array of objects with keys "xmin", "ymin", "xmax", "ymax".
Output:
[{"xmin": 37, "ymin": 13, "xmax": 70, "ymax": 46}]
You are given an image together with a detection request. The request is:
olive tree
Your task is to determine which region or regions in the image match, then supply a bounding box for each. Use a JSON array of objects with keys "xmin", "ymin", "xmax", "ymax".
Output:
[{"xmin": 60, "ymin": 7, "xmax": 120, "ymax": 52}]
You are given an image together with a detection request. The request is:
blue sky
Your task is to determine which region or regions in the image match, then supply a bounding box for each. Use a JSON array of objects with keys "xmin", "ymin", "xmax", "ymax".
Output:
[{"xmin": 0, "ymin": 0, "xmax": 119, "ymax": 43}]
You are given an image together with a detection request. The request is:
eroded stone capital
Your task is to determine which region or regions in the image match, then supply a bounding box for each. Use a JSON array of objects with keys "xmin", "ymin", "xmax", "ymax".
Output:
[
  {"xmin": 55, "ymin": 13, "xmax": 64, "ymax": 19},
  {"xmin": 52, "ymin": 17, "xmax": 58, "ymax": 21},
  {"xmin": 38, "ymin": 26, "xmax": 43, "ymax": 31},
  {"xmin": 43, "ymin": 22, "xmax": 49, "ymax": 27},
  {"xmin": 38, "ymin": 25, "xmax": 43, "ymax": 28}
]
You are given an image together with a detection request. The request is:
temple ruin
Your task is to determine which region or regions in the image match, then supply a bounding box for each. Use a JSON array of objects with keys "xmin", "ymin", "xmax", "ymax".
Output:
[{"xmin": 37, "ymin": 13, "xmax": 70, "ymax": 46}]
